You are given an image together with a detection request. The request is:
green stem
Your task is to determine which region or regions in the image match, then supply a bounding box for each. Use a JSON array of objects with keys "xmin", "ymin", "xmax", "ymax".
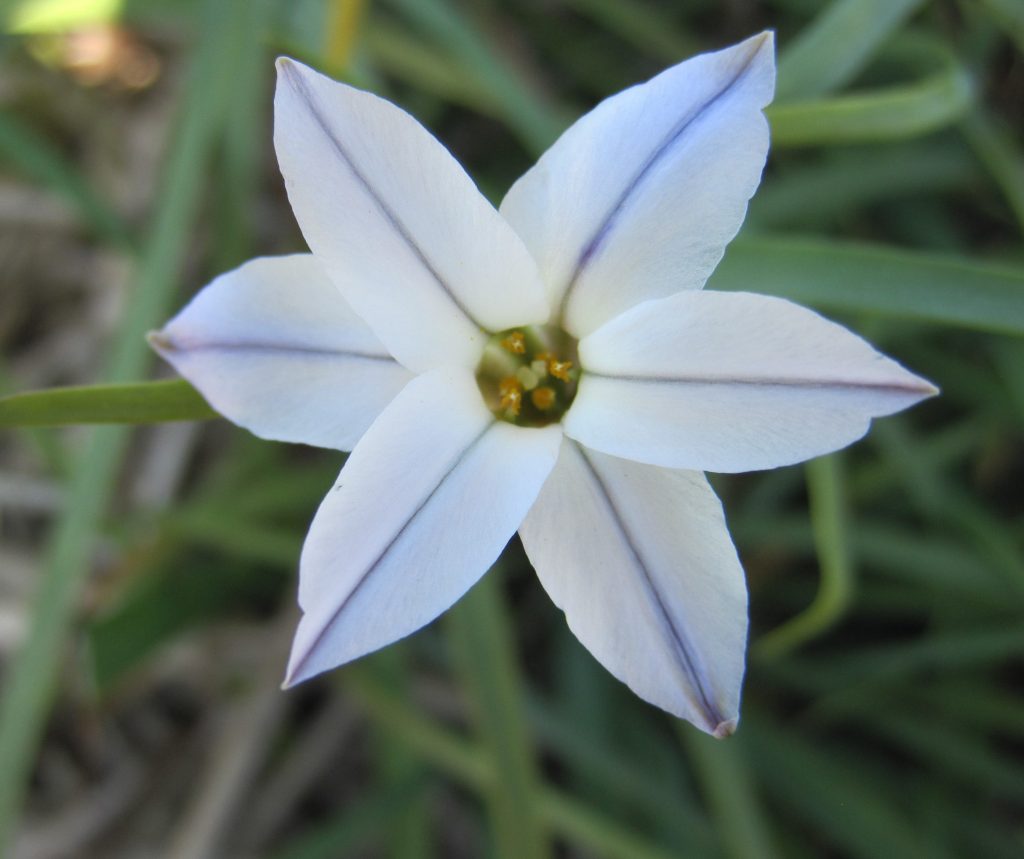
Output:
[{"xmin": 755, "ymin": 453, "xmax": 854, "ymax": 659}]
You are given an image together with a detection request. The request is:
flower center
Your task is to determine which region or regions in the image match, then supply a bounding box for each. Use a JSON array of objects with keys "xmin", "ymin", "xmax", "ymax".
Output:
[{"xmin": 476, "ymin": 325, "xmax": 579, "ymax": 427}]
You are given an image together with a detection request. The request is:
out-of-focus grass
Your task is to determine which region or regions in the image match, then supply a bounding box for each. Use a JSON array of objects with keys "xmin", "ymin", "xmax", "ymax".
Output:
[{"xmin": 0, "ymin": 0, "xmax": 1021, "ymax": 856}]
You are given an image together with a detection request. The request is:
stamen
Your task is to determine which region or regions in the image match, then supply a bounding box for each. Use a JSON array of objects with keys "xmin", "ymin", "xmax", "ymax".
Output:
[
  {"xmin": 476, "ymin": 326, "xmax": 578, "ymax": 427},
  {"xmin": 501, "ymin": 331, "xmax": 527, "ymax": 354},
  {"xmin": 549, "ymin": 359, "xmax": 573, "ymax": 382},
  {"xmin": 498, "ymin": 376, "xmax": 523, "ymax": 417},
  {"xmin": 531, "ymin": 387, "xmax": 556, "ymax": 410}
]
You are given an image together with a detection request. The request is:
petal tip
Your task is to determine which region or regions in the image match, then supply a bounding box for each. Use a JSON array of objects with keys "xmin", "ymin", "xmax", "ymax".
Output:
[
  {"xmin": 712, "ymin": 717, "xmax": 738, "ymax": 739},
  {"xmin": 282, "ymin": 657, "xmax": 313, "ymax": 689},
  {"xmin": 146, "ymin": 329, "xmax": 173, "ymax": 352}
]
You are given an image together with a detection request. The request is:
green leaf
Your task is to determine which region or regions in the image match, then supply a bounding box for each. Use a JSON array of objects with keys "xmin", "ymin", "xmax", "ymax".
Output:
[
  {"xmin": 383, "ymin": 0, "xmax": 569, "ymax": 154},
  {"xmin": 447, "ymin": 572, "xmax": 551, "ymax": 859},
  {"xmin": 756, "ymin": 454, "xmax": 854, "ymax": 659},
  {"xmin": 776, "ymin": 0, "xmax": 927, "ymax": 100},
  {"xmin": 711, "ymin": 234, "xmax": 1024, "ymax": 336},
  {"xmin": 769, "ymin": 60, "xmax": 973, "ymax": 146},
  {"xmin": 680, "ymin": 727, "xmax": 776, "ymax": 859},
  {"xmin": 0, "ymin": 109, "xmax": 134, "ymax": 249},
  {"xmin": 743, "ymin": 714, "xmax": 929, "ymax": 859},
  {"xmin": 0, "ymin": 379, "xmax": 217, "ymax": 428},
  {"xmin": 0, "ymin": 0, "xmax": 257, "ymax": 848}
]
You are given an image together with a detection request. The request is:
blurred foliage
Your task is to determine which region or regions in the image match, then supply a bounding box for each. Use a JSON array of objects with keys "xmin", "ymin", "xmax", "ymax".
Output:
[{"xmin": 0, "ymin": 0, "xmax": 1022, "ymax": 856}]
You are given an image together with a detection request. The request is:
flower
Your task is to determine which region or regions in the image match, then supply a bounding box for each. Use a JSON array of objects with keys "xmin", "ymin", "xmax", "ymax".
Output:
[{"xmin": 150, "ymin": 32, "xmax": 935, "ymax": 737}]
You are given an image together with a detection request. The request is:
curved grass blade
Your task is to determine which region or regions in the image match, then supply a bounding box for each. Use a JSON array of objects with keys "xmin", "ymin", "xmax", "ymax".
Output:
[
  {"xmin": 756, "ymin": 454, "xmax": 854, "ymax": 659},
  {"xmin": 769, "ymin": 59, "xmax": 972, "ymax": 146}
]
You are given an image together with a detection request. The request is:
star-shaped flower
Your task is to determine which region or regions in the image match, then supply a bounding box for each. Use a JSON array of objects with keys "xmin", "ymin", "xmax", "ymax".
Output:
[{"xmin": 150, "ymin": 33, "xmax": 935, "ymax": 736}]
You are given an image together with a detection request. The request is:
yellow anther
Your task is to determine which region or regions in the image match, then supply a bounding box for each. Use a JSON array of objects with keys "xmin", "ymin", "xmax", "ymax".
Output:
[
  {"xmin": 498, "ymin": 376, "xmax": 523, "ymax": 417},
  {"xmin": 531, "ymin": 386, "xmax": 556, "ymax": 410},
  {"xmin": 501, "ymin": 331, "xmax": 526, "ymax": 354},
  {"xmin": 548, "ymin": 359, "xmax": 573, "ymax": 382}
]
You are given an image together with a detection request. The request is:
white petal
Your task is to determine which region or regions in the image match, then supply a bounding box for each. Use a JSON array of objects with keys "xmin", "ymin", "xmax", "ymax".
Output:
[
  {"xmin": 566, "ymin": 290, "xmax": 937, "ymax": 472},
  {"xmin": 520, "ymin": 440, "xmax": 746, "ymax": 735},
  {"xmin": 501, "ymin": 33, "xmax": 774, "ymax": 337},
  {"xmin": 286, "ymin": 367, "xmax": 562, "ymax": 685},
  {"xmin": 151, "ymin": 255, "xmax": 413, "ymax": 451},
  {"xmin": 274, "ymin": 59, "xmax": 549, "ymax": 372}
]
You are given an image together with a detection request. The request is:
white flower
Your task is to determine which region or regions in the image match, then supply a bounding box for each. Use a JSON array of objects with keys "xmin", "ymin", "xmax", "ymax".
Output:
[{"xmin": 150, "ymin": 33, "xmax": 935, "ymax": 736}]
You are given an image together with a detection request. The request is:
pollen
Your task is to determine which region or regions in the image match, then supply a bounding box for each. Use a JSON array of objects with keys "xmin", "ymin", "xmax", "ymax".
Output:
[
  {"xmin": 501, "ymin": 331, "xmax": 527, "ymax": 354},
  {"xmin": 548, "ymin": 359, "xmax": 573, "ymax": 382},
  {"xmin": 531, "ymin": 386, "xmax": 556, "ymax": 410},
  {"xmin": 498, "ymin": 376, "xmax": 523, "ymax": 417}
]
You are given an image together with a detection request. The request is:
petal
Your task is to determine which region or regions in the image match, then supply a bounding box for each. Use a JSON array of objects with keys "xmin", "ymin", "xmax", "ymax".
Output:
[
  {"xmin": 150, "ymin": 255, "xmax": 413, "ymax": 451},
  {"xmin": 500, "ymin": 32, "xmax": 774, "ymax": 338},
  {"xmin": 566, "ymin": 290, "xmax": 937, "ymax": 472},
  {"xmin": 274, "ymin": 59, "xmax": 549, "ymax": 372},
  {"xmin": 286, "ymin": 367, "xmax": 562, "ymax": 685},
  {"xmin": 519, "ymin": 440, "xmax": 746, "ymax": 735}
]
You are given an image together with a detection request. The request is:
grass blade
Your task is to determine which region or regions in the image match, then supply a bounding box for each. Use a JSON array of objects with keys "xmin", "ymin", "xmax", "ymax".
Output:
[
  {"xmin": 776, "ymin": 0, "xmax": 926, "ymax": 100},
  {"xmin": 0, "ymin": 379, "xmax": 217, "ymax": 427},
  {"xmin": 0, "ymin": 1, "xmax": 252, "ymax": 848},
  {"xmin": 446, "ymin": 572, "xmax": 550, "ymax": 859},
  {"xmin": 711, "ymin": 233, "xmax": 1024, "ymax": 336},
  {"xmin": 770, "ymin": 60, "xmax": 973, "ymax": 146},
  {"xmin": 0, "ymin": 108, "xmax": 134, "ymax": 249},
  {"xmin": 756, "ymin": 454, "xmax": 854, "ymax": 658}
]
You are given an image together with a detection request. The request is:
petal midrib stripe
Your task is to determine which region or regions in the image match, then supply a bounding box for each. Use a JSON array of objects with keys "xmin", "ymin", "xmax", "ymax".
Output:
[
  {"xmin": 163, "ymin": 338, "xmax": 395, "ymax": 363},
  {"xmin": 289, "ymin": 421, "xmax": 494, "ymax": 682},
  {"xmin": 583, "ymin": 371, "xmax": 935, "ymax": 396},
  {"xmin": 281, "ymin": 62, "xmax": 486, "ymax": 331},
  {"xmin": 575, "ymin": 443, "xmax": 725, "ymax": 731},
  {"xmin": 558, "ymin": 39, "xmax": 764, "ymax": 321}
]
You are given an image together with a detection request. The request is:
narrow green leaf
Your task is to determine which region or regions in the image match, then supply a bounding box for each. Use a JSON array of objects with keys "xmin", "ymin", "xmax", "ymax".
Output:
[
  {"xmin": 268, "ymin": 777, "xmax": 427, "ymax": 859},
  {"xmin": 384, "ymin": 0, "xmax": 569, "ymax": 154},
  {"xmin": 710, "ymin": 234, "xmax": 1024, "ymax": 336},
  {"xmin": 0, "ymin": 379, "xmax": 217, "ymax": 428},
  {"xmin": 348, "ymin": 671, "xmax": 682, "ymax": 859},
  {"xmin": 960, "ymin": 107, "xmax": 1024, "ymax": 233},
  {"xmin": 769, "ymin": 60, "xmax": 973, "ymax": 146},
  {"xmin": 0, "ymin": 108, "xmax": 134, "ymax": 249},
  {"xmin": 756, "ymin": 454, "xmax": 854, "ymax": 658},
  {"xmin": 0, "ymin": 0, "xmax": 253, "ymax": 848},
  {"xmin": 447, "ymin": 572, "xmax": 551, "ymax": 859},
  {"xmin": 748, "ymin": 141, "xmax": 980, "ymax": 229},
  {"xmin": 365, "ymin": 22, "xmax": 495, "ymax": 116},
  {"xmin": 743, "ymin": 714, "xmax": 929, "ymax": 859},
  {"xmin": 528, "ymin": 697, "xmax": 716, "ymax": 853},
  {"xmin": 680, "ymin": 727, "xmax": 776, "ymax": 859},
  {"xmin": 776, "ymin": 0, "xmax": 926, "ymax": 100},
  {"xmin": 562, "ymin": 0, "xmax": 695, "ymax": 63},
  {"xmin": 978, "ymin": 0, "xmax": 1024, "ymax": 53}
]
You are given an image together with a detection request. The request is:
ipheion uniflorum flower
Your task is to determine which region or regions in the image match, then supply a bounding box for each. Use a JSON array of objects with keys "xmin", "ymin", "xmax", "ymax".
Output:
[{"xmin": 150, "ymin": 33, "xmax": 936, "ymax": 737}]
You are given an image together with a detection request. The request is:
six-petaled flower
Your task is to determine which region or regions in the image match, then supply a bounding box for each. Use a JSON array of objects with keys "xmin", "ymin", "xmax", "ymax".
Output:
[{"xmin": 151, "ymin": 33, "xmax": 935, "ymax": 736}]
